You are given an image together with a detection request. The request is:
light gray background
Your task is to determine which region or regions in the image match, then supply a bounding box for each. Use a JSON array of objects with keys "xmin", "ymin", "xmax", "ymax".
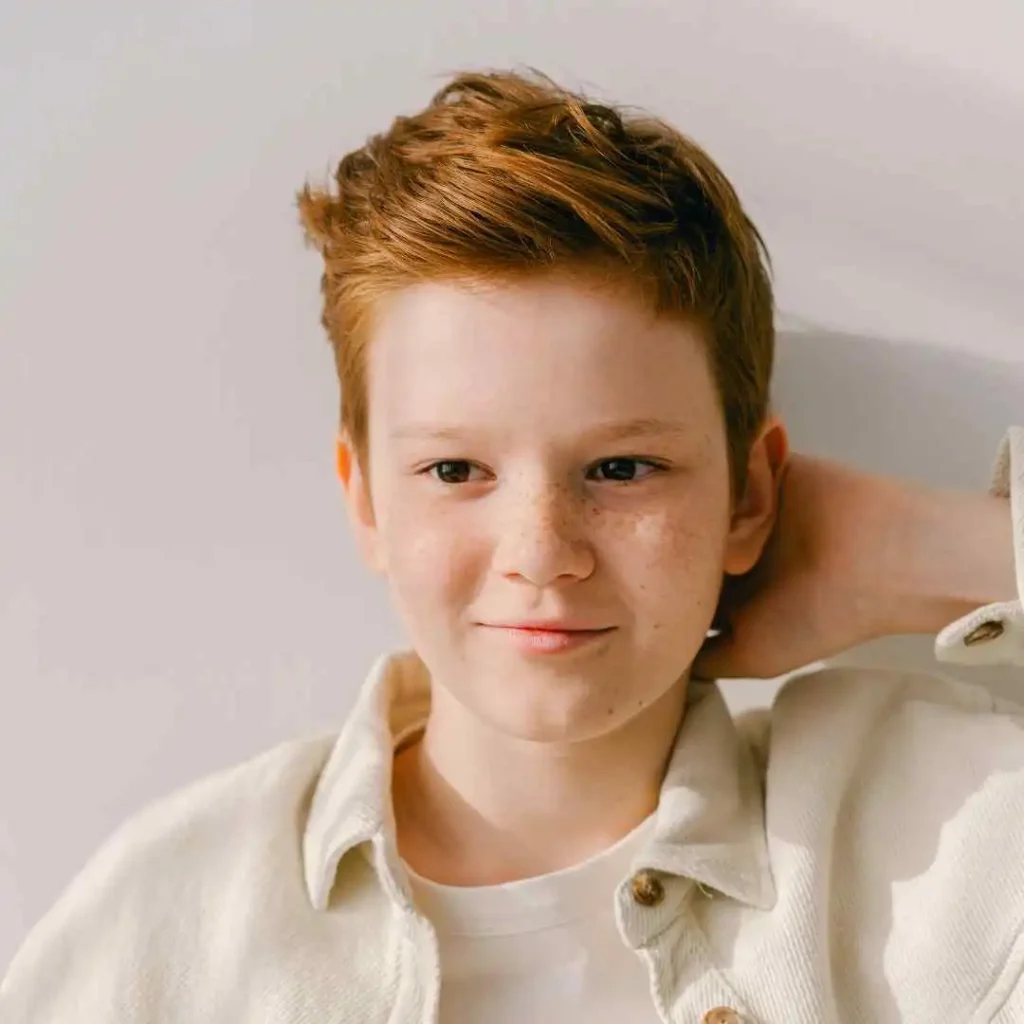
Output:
[{"xmin": 2, "ymin": 0, "xmax": 1023, "ymax": 967}]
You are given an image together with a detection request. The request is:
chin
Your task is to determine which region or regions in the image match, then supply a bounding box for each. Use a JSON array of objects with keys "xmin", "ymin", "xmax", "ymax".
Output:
[
  {"xmin": 473, "ymin": 669, "xmax": 649, "ymax": 744},
  {"xmin": 485, "ymin": 712, "xmax": 624, "ymax": 745}
]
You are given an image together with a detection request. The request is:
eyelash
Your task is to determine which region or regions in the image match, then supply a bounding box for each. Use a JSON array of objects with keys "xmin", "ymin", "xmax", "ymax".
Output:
[{"xmin": 420, "ymin": 458, "xmax": 668, "ymax": 485}]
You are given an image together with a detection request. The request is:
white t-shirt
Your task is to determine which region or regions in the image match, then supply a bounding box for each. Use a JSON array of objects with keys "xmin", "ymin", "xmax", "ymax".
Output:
[{"xmin": 405, "ymin": 815, "xmax": 663, "ymax": 1023}]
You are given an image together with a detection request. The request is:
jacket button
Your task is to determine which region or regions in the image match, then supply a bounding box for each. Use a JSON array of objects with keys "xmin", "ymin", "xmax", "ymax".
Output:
[
  {"xmin": 630, "ymin": 869, "xmax": 665, "ymax": 907},
  {"xmin": 702, "ymin": 1008, "xmax": 741, "ymax": 1024},
  {"xmin": 964, "ymin": 620, "xmax": 1005, "ymax": 646}
]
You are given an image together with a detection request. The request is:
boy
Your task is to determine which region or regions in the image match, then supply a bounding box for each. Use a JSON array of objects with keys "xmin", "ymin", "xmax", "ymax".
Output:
[{"xmin": 2, "ymin": 68, "xmax": 1023, "ymax": 1024}]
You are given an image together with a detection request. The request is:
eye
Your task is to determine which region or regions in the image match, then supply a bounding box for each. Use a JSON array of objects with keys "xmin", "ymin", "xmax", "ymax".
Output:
[
  {"xmin": 589, "ymin": 458, "xmax": 661, "ymax": 483},
  {"xmin": 426, "ymin": 460, "xmax": 481, "ymax": 484}
]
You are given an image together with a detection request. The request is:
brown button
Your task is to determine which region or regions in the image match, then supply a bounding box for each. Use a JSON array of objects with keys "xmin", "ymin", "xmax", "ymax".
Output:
[
  {"xmin": 702, "ymin": 1008, "xmax": 741, "ymax": 1024},
  {"xmin": 964, "ymin": 620, "xmax": 1005, "ymax": 646},
  {"xmin": 630, "ymin": 869, "xmax": 665, "ymax": 907}
]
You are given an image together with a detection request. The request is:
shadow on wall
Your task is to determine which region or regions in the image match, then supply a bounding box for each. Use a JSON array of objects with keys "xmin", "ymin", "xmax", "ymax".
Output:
[{"xmin": 722, "ymin": 328, "xmax": 1023, "ymax": 712}]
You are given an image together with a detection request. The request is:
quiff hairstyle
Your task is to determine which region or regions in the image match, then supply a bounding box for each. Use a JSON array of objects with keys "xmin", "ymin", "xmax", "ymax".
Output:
[{"xmin": 297, "ymin": 68, "xmax": 774, "ymax": 502}]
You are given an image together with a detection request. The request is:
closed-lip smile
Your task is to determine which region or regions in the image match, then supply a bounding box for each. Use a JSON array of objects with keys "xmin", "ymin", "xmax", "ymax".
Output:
[
  {"xmin": 477, "ymin": 621, "xmax": 616, "ymax": 654},
  {"xmin": 482, "ymin": 621, "xmax": 615, "ymax": 632}
]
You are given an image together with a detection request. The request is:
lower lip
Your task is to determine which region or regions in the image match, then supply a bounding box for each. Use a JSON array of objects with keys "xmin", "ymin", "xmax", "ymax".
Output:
[{"xmin": 484, "ymin": 626, "xmax": 615, "ymax": 654}]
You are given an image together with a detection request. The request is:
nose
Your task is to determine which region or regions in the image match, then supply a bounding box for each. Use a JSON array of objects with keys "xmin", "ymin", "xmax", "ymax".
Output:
[{"xmin": 493, "ymin": 476, "xmax": 595, "ymax": 587}]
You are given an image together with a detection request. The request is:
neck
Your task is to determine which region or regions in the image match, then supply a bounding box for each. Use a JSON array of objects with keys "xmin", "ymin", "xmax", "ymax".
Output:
[{"xmin": 391, "ymin": 675, "xmax": 688, "ymax": 886}]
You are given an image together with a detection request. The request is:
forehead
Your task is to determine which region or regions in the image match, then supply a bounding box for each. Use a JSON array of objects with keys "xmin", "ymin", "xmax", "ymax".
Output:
[{"xmin": 365, "ymin": 276, "xmax": 719, "ymax": 435}]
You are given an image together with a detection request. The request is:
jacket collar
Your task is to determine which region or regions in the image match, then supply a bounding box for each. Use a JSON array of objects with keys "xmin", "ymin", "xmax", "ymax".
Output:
[{"xmin": 303, "ymin": 650, "xmax": 776, "ymax": 913}]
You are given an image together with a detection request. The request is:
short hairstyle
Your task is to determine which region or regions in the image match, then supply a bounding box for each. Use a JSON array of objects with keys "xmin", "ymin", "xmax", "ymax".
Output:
[{"xmin": 298, "ymin": 67, "xmax": 774, "ymax": 501}]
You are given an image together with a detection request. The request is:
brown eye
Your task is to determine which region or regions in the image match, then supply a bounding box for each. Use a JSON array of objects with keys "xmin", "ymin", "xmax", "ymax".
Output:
[
  {"xmin": 591, "ymin": 458, "xmax": 659, "ymax": 483},
  {"xmin": 597, "ymin": 459, "xmax": 638, "ymax": 481},
  {"xmin": 431, "ymin": 460, "xmax": 474, "ymax": 484}
]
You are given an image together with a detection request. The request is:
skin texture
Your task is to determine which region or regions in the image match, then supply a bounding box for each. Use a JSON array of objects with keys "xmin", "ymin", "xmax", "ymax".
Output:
[{"xmin": 337, "ymin": 274, "xmax": 788, "ymax": 883}]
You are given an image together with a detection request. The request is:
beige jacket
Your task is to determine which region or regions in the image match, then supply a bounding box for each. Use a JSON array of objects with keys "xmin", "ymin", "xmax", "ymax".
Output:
[{"xmin": 3, "ymin": 426, "xmax": 1023, "ymax": 1024}]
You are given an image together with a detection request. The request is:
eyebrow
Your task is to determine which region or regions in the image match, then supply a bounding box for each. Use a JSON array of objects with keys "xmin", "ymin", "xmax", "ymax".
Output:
[{"xmin": 388, "ymin": 417, "xmax": 690, "ymax": 443}]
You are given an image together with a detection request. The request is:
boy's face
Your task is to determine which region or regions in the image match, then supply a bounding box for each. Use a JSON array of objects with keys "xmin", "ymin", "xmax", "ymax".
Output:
[{"xmin": 341, "ymin": 275, "xmax": 779, "ymax": 743}]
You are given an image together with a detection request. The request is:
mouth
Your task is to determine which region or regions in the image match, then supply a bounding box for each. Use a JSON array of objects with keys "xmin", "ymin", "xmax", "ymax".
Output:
[{"xmin": 477, "ymin": 623, "xmax": 617, "ymax": 654}]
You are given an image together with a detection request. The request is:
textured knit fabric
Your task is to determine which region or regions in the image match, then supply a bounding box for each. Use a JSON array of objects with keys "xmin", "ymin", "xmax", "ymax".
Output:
[{"xmin": 2, "ymin": 426, "xmax": 1023, "ymax": 1024}]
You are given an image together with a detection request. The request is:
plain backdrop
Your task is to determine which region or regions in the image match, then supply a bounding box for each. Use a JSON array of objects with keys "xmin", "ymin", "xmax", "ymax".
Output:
[{"xmin": 2, "ymin": 0, "xmax": 1023, "ymax": 967}]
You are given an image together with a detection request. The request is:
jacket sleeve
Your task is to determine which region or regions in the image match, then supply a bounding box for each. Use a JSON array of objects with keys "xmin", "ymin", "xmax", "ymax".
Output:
[
  {"xmin": 0, "ymin": 786, "xmax": 211, "ymax": 1024},
  {"xmin": 934, "ymin": 426, "xmax": 1024, "ymax": 671},
  {"xmin": 1, "ymin": 815, "xmax": 190, "ymax": 1023},
  {"xmin": 934, "ymin": 426, "xmax": 1024, "ymax": 1020},
  {"xmin": 982, "ymin": 926, "xmax": 1024, "ymax": 1022}
]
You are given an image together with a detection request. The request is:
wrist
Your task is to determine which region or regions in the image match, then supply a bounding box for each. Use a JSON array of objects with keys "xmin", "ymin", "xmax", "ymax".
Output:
[{"xmin": 878, "ymin": 483, "xmax": 1017, "ymax": 637}]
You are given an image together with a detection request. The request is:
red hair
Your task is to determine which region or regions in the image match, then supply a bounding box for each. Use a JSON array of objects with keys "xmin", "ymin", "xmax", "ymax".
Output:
[{"xmin": 298, "ymin": 68, "xmax": 774, "ymax": 500}]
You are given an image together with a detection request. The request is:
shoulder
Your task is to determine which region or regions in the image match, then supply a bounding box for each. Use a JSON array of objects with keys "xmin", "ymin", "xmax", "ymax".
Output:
[
  {"xmin": 1, "ymin": 732, "xmax": 338, "ymax": 1021},
  {"xmin": 60, "ymin": 729, "xmax": 338, "ymax": 910},
  {"xmin": 751, "ymin": 662, "xmax": 1024, "ymax": 816},
  {"xmin": 764, "ymin": 661, "xmax": 1021, "ymax": 758},
  {"xmin": 747, "ymin": 664, "xmax": 1024, "ymax": 1006}
]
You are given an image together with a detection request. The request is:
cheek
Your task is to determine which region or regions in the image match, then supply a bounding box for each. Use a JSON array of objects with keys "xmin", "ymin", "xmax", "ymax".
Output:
[
  {"xmin": 380, "ymin": 506, "xmax": 483, "ymax": 611},
  {"xmin": 611, "ymin": 497, "xmax": 725, "ymax": 562},
  {"xmin": 606, "ymin": 502, "xmax": 727, "ymax": 617}
]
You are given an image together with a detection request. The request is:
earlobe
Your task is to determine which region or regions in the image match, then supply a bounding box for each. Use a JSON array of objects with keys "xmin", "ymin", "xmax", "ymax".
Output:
[
  {"xmin": 723, "ymin": 487, "xmax": 773, "ymax": 577},
  {"xmin": 336, "ymin": 435, "xmax": 353, "ymax": 487},
  {"xmin": 722, "ymin": 416, "xmax": 790, "ymax": 577},
  {"xmin": 335, "ymin": 434, "xmax": 386, "ymax": 574}
]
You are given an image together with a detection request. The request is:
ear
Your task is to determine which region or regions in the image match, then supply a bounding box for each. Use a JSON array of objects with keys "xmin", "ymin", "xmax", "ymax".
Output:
[
  {"xmin": 722, "ymin": 415, "xmax": 790, "ymax": 577},
  {"xmin": 335, "ymin": 434, "xmax": 387, "ymax": 575}
]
